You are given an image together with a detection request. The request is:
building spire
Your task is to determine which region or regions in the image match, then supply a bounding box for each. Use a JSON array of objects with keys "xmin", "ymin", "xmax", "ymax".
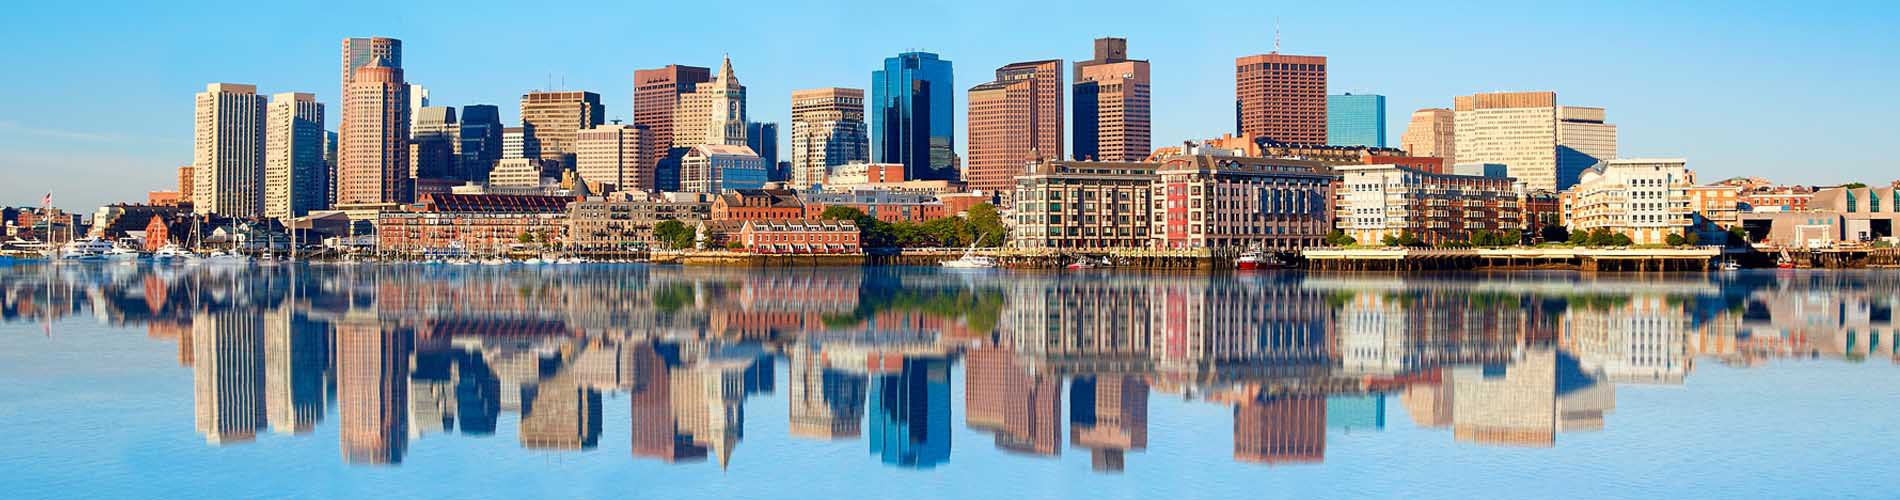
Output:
[
  {"xmin": 1274, "ymin": 18, "xmax": 1282, "ymax": 53},
  {"xmin": 717, "ymin": 54, "xmax": 736, "ymax": 84}
]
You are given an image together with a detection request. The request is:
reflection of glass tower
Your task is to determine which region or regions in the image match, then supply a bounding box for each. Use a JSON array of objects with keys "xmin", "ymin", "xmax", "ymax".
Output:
[
  {"xmin": 453, "ymin": 349, "xmax": 500, "ymax": 436},
  {"xmin": 520, "ymin": 375, "xmax": 603, "ymax": 450},
  {"xmin": 1070, "ymin": 375, "xmax": 1148, "ymax": 472},
  {"xmin": 265, "ymin": 308, "xmax": 329, "ymax": 435},
  {"xmin": 1233, "ymin": 394, "xmax": 1324, "ymax": 465},
  {"xmin": 1324, "ymin": 394, "xmax": 1386, "ymax": 431},
  {"xmin": 789, "ymin": 348, "xmax": 867, "ymax": 439},
  {"xmin": 193, "ymin": 309, "xmax": 267, "ymax": 444},
  {"xmin": 872, "ymin": 52, "xmax": 956, "ymax": 181},
  {"xmin": 337, "ymin": 321, "xmax": 411, "ymax": 465},
  {"xmin": 868, "ymin": 356, "xmax": 950, "ymax": 468}
]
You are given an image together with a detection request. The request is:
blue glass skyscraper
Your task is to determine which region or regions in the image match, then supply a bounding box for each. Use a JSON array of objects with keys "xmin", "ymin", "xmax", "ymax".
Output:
[
  {"xmin": 1327, "ymin": 93, "xmax": 1386, "ymax": 147},
  {"xmin": 871, "ymin": 52, "xmax": 955, "ymax": 181}
]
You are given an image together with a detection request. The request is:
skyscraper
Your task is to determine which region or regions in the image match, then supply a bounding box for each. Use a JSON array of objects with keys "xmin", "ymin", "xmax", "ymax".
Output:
[
  {"xmin": 789, "ymin": 87, "xmax": 868, "ymax": 189},
  {"xmin": 177, "ymin": 165, "xmax": 194, "ymax": 204},
  {"xmin": 967, "ymin": 59, "xmax": 1062, "ymax": 195},
  {"xmin": 458, "ymin": 104, "xmax": 504, "ymax": 182},
  {"xmin": 409, "ymin": 106, "xmax": 459, "ymax": 181},
  {"xmin": 672, "ymin": 57, "xmax": 747, "ymax": 148},
  {"xmin": 340, "ymin": 37, "xmax": 401, "ymax": 101},
  {"xmin": 1453, "ymin": 91, "xmax": 1617, "ymax": 192},
  {"xmin": 745, "ymin": 122, "xmax": 779, "ymax": 179},
  {"xmin": 1400, "ymin": 108, "xmax": 1456, "ymax": 163},
  {"xmin": 520, "ymin": 91, "xmax": 605, "ymax": 167},
  {"xmin": 1236, "ymin": 52, "xmax": 1328, "ymax": 145},
  {"xmin": 632, "ymin": 65, "xmax": 711, "ymax": 158},
  {"xmin": 872, "ymin": 52, "xmax": 956, "ymax": 181},
  {"xmin": 336, "ymin": 57, "xmax": 411, "ymax": 206},
  {"xmin": 265, "ymin": 92, "xmax": 326, "ymax": 219},
  {"xmin": 576, "ymin": 124, "xmax": 654, "ymax": 193},
  {"xmin": 193, "ymin": 83, "xmax": 267, "ymax": 217},
  {"xmin": 406, "ymin": 84, "xmax": 428, "ymax": 136},
  {"xmin": 1073, "ymin": 37, "xmax": 1151, "ymax": 162},
  {"xmin": 1327, "ymin": 93, "xmax": 1386, "ymax": 147}
]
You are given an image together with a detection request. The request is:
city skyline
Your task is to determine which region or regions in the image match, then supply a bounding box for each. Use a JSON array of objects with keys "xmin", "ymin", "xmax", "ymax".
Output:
[{"xmin": 3, "ymin": 1, "xmax": 1898, "ymax": 210}]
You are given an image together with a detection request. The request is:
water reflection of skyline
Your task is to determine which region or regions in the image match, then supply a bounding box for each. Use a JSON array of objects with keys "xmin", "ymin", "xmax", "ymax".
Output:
[{"xmin": 3, "ymin": 266, "xmax": 1896, "ymax": 470}]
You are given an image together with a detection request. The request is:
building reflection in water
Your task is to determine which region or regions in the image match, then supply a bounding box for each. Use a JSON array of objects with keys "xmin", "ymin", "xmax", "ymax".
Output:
[{"xmin": 4, "ymin": 265, "xmax": 1897, "ymax": 470}]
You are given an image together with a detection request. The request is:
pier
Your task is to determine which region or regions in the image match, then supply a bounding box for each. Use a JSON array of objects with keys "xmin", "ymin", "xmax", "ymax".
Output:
[{"xmin": 1302, "ymin": 247, "xmax": 1723, "ymax": 272}]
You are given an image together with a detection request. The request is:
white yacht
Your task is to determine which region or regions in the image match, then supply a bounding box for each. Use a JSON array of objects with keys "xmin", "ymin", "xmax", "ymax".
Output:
[
  {"xmin": 940, "ymin": 242, "xmax": 997, "ymax": 269},
  {"xmin": 153, "ymin": 244, "xmax": 198, "ymax": 262},
  {"xmin": 59, "ymin": 238, "xmax": 114, "ymax": 261},
  {"xmin": 202, "ymin": 250, "xmax": 253, "ymax": 266}
]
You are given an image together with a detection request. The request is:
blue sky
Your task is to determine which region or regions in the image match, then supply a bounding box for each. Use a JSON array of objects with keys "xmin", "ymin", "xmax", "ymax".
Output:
[{"xmin": 2, "ymin": 0, "xmax": 1896, "ymax": 210}]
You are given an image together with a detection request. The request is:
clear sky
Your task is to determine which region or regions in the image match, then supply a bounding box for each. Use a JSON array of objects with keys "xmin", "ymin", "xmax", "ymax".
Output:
[{"xmin": 2, "ymin": 0, "xmax": 1896, "ymax": 211}]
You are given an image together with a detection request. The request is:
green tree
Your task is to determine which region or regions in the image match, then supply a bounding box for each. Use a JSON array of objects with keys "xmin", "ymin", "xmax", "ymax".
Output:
[
  {"xmin": 819, "ymin": 206, "xmax": 867, "ymax": 222},
  {"xmin": 966, "ymin": 203, "xmax": 1007, "ymax": 247},
  {"xmin": 1586, "ymin": 228, "xmax": 1614, "ymax": 247},
  {"xmin": 653, "ymin": 220, "xmax": 695, "ymax": 250},
  {"xmin": 517, "ymin": 231, "xmax": 533, "ymax": 244},
  {"xmin": 1609, "ymin": 233, "xmax": 1634, "ymax": 246},
  {"xmin": 1685, "ymin": 231, "xmax": 1701, "ymax": 246},
  {"xmin": 1382, "ymin": 233, "xmax": 1401, "ymax": 247},
  {"xmin": 1728, "ymin": 225, "xmax": 1750, "ymax": 245},
  {"xmin": 1567, "ymin": 227, "xmax": 1588, "ymax": 245},
  {"xmin": 1664, "ymin": 233, "xmax": 1687, "ymax": 246},
  {"xmin": 1325, "ymin": 229, "xmax": 1355, "ymax": 247}
]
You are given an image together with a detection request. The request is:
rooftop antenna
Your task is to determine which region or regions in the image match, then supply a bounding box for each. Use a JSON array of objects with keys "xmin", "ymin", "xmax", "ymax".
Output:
[{"xmin": 1274, "ymin": 18, "xmax": 1282, "ymax": 53}]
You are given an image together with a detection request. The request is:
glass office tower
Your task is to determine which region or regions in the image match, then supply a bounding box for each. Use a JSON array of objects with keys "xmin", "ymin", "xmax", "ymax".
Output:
[
  {"xmin": 1327, "ymin": 93, "xmax": 1386, "ymax": 148},
  {"xmin": 871, "ymin": 52, "xmax": 955, "ymax": 182}
]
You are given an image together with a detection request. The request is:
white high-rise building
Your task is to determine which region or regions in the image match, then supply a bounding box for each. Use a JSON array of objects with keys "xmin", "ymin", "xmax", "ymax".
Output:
[
  {"xmin": 194, "ymin": 83, "xmax": 269, "ymax": 217},
  {"xmin": 1560, "ymin": 158, "xmax": 1694, "ymax": 245},
  {"xmin": 266, "ymin": 92, "xmax": 326, "ymax": 219},
  {"xmin": 1453, "ymin": 92, "xmax": 1616, "ymax": 192}
]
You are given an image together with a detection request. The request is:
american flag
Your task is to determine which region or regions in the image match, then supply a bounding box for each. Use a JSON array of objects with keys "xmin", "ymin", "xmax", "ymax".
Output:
[{"xmin": 41, "ymin": 193, "xmax": 51, "ymax": 207}]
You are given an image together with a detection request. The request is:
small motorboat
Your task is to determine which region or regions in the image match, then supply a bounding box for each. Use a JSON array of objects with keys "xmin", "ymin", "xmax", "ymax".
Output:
[{"xmin": 1235, "ymin": 250, "xmax": 1284, "ymax": 271}]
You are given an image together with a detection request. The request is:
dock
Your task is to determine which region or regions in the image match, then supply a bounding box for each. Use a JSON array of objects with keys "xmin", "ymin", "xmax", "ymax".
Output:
[{"xmin": 1302, "ymin": 247, "xmax": 1723, "ymax": 272}]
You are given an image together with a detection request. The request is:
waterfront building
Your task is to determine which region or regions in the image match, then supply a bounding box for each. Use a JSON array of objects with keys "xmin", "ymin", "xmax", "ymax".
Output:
[
  {"xmin": 711, "ymin": 188, "xmax": 804, "ymax": 221},
  {"xmin": 798, "ymin": 190, "xmax": 946, "ymax": 224},
  {"xmin": 633, "ymin": 65, "xmax": 712, "ymax": 154},
  {"xmin": 375, "ymin": 193, "xmax": 574, "ymax": 254},
  {"xmin": 520, "ymin": 91, "xmax": 604, "ymax": 167},
  {"xmin": 872, "ymin": 52, "xmax": 957, "ymax": 182},
  {"xmin": 1686, "ymin": 184, "xmax": 1742, "ymax": 230},
  {"xmin": 1147, "ymin": 134, "xmax": 1405, "ymax": 167},
  {"xmin": 337, "ymin": 57, "xmax": 411, "ymax": 208},
  {"xmin": 458, "ymin": 105, "xmax": 504, "ymax": 183},
  {"xmin": 1559, "ymin": 158, "xmax": 1694, "ymax": 245},
  {"xmin": 1738, "ymin": 184, "xmax": 1815, "ymax": 213},
  {"xmin": 1010, "ymin": 160, "xmax": 1158, "ymax": 250},
  {"xmin": 565, "ymin": 197, "xmax": 710, "ymax": 251},
  {"xmin": 1453, "ymin": 91, "xmax": 1617, "ymax": 192},
  {"xmin": 738, "ymin": 220, "xmax": 861, "ymax": 254},
  {"xmin": 1739, "ymin": 184, "xmax": 1900, "ymax": 247},
  {"xmin": 1235, "ymin": 53, "xmax": 1328, "ymax": 145},
  {"xmin": 409, "ymin": 106, "xmax": 459, "ymax": 185},
  {"xmin": 1073, "ymin": 37, "xmax": 1151, "ymax": 163},
  {"xmin": 1335, "ymin": 164, "xmax": 1522, "ymax": 245},
  {"xmin": 193, "ymin": 83, "xmax": 268, "ymax": 217},
  {"xmin": 673, "ymin": 57, "xmax": 747, "ymax": 149},
  {"xmin": 1327, "ymin": 93, "xmax": 1386, "ymax": 147},
  {"xmin": 264, "ymin": 92, "xmax": 326, "ymax": 219},
  {"xmin": 1151, "ymin": 152, "xmax": 1335, "ymax": 250},
  {"xmin": 680, "ymin": 144, "xmax": 767, "ymax": 194},
  {"xmin": 1399, "ymin": 108, "xmax": 1455, "ymax": 163},
  {"xmin": 967, "ymin": 59, "xmax": 1063, "ymax": 195},
  {"xmin": 789, "ymin": 87, "xmax": 869, "ymax": 189},
  {"xmin": 576, "ymin": 124, "xmax": 655, "ymax": 194},
  {"xmin": 1523, "ymin": 190, "xmax": 1563, "ymax": 238}
]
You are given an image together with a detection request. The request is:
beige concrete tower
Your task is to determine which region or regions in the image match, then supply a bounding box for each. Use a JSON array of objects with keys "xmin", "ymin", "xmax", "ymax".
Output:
[
  {"xmin": 337, "ymin": 60, "xmax": 411, "ymax": 206},
  {"xmin": 265, "ymin": 92, "xmax": 325, "ymax": 219},
  {"xmin": 576, "ymin": 124, "xmax": 655, "ymax": 193},
  {"xmin": 1074, "ymin": 37, "xmax": 1151, "ymax": 162},
  {"xmin": 788, "ymin": 87, "xmax": 868, "ymax": 189},
  {"xmin": 1453, "ymin": 91, "xmax": 1616, "ymax": 192},
  {"xmin": 1400, "ymin": 108, "xmax": 1456, "ymax": 163},
  {"xmin": 673, "ymin": 57, "xmax": 747, "ymax": 149},
  {"xmin": 520, "ymin": 91, "xmax": 605, "ymax": 166},
  {"xmin": 192, "ymin": 83, "xmax": 268, "ymax": 217}
]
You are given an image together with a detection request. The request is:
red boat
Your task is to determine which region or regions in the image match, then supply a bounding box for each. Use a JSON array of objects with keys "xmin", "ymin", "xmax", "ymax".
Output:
[{"xmin": 1235, "ymin": 251, "xmax": 1284, "ymax": 270}]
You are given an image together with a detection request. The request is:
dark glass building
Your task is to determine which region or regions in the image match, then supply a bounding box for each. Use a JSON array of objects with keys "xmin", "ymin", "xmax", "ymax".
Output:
[
  {"xmin": 458, "ymin": 104, "xmax": 504, "ymax": 182},
  {"xmin": 871, "ymin": 52, "xmax": 955, "ymax": 181}
]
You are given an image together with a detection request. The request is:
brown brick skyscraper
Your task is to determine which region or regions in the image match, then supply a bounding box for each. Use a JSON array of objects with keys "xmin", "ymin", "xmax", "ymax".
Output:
[
  {"xmin": 1235, "ymin": 53, "xmax": 1327, "ymax": 145},
  {"xmin": 633, "ymin": 65, "xmax": 711, "ymax": 151},
  {"xmin": 966, "ymin": 59, "xmax": 1061, "ymax": 195},
  {"xmin": 337, "ymin": 61, "xmax": 410, "ymax": 206},
  {"xmin": 1074, "ymin": 37, "xmax": 1150, "ymax": 162}
]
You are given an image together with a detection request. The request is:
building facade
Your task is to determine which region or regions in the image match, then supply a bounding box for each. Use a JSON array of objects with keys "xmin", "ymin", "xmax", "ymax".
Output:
[
  {"xmin": 1453, "ymin": 91, "xmax": 1617, "ymax": 192},
  {"xmin": 1560, "ymin": 158, "xmax": 1694, "ymax": 245},
  {"xmin": 1152, "ymin": 153, "xmax": 1335, "ymax": 250},
  {"xmin": 375, "ymin": 193, "xmax": 574, "ymax": 254},
  {"xmin": 967, "ymin": 59, "xmax": 1063, "ymax": 195},
  {"xmin": 1335, "ymin": 164, "xmax": 1522, "ymax": 245},
  {"xmin": 409, "ymin": 106, "xmax": 459, "ymax": 183},
  {"xmin": 1073, "ymin": 37, "xmax": 1151, "ymax": 163},
  {"xmin": 633, "ymin": 65, "xmax": 711, "ymax": 157},
  {"xmin": 1327, "ymin": 93, "xmax": 1385, "ymax": 148},
  {"xmin": 746, "ymin": 122, "xmax": 779, "ymax": 177},
  {"xmin": 575, "ymin": 124, "xmax": 654, "ymax": 194},
  {"xmin": 565, "ymin": 198, "xmax": 710, "ymax": 251},
  {"xmin": 337, "ymin": 59, "xmax": 411, "ymax": 207},
  {"xmin": 1235, "ymin": 53, "xmax": 1327, "ymax": 145},
  {"xmin": 712, "ymin": 188, "xmax": 805, "ymax": 221},
  {"xmin": 458, "ymin": 104, "xmax": 504, "ymax": 183},
  {"xmin": 873, "ymin": 52, "xmax": 957, "ymax": 182},
  {"xmin": 1399, "ymin": 108, "xmax": 1455, "ymax": 163},
  {"xmin": 519, "ymin": 91, "xmax": 605, "ymax": 166},
  {"xmin": 265, "ymin": 92, "xmax": 326, "ymax": 219},
  {"xmin": 193, "ymin": 83, "xmax": 268, "ymax": 217},
  {"xmin": 680, "ymin": 144, "xmax": 768, "ymax": 194},
  {"xmin": 739, "ymin": 220, "xmax": 861, "ymax": 254},
  {"xmin": 673, "ymin": 57, "xmax": 747, "ymax": 149},
  {"xmin": 1010, "ymin": 160, "xmax": 1158, "ymax": 250},
  {"xmin": 798, "ymin": 190, "xmax": 946, "ymax": 224},
  {"xmin": 789, "ymin": 87, "xmax": 869, "ymax": 189}
]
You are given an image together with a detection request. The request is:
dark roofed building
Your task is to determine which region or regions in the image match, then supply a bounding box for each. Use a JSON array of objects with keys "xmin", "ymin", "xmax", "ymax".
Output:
[{"xmin": 712, "ymin": 188, "xmax": 805, "ymax": 221}]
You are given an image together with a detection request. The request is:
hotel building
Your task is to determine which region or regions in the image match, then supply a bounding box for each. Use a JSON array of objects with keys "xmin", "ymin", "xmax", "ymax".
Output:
[
  {"xmin": 788, "ymin": 87, "xmax": 869, "ymax": 189},
  {"xmin": 1073, "ymin": 37, "xmax": 1151, "ymax": 163},
  {"xmin": 1235, "ymin": 53, "xmax": 1327, "ymax": 145},
  {"xmin": 1152, "ymin": 152, "xmax": 1335, "ymax": 250},
  {"xmin": 265, "ymin": 92, "xmax": 327, "ymax": 219},
  {"xmin": 1010, "ymin": 160, "xmax": 1158, "ymax": 250},
  {"xmin": 1559, "ymin": 158, "xmax": 1694, "ymax": 245},
  {"xmin": 193, "ymin": 83, "xmax": 268, "ymax": 217},
  {"xmin": 1335, "ymin": 164, "xmax": 1522, "ymax": 245},
  {"xmin": 576, "ymin": 124, "xmax": 655, "ymax": 194}
]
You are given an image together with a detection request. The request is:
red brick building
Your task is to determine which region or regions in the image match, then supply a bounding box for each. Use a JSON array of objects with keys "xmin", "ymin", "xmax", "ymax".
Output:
[
  {"xmin": 1235, "ymin": 53, "xmax": 1327, "ymax": 145},
  {"xmin": 376, "ymin": 193, "xmax": 575, "ymax": 255},
  {"xmin": 738, "ymin": 220, "xmax": 860, "ymax": 254},
  {"xmin": 712, "ymin": 188, "xmax": 804, "ymax": 221}
]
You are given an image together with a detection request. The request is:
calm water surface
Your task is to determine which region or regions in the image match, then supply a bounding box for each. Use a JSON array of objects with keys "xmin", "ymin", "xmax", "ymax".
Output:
[{"xmin": 2, "ymin": 263, "xmax": 1897, "ymax": 499}]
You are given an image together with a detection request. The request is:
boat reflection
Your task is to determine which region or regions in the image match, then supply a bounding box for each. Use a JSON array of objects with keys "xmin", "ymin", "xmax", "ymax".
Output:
[{"xmin": 2, "ymin": 265, "xmax": 1896, "ymax": 470}]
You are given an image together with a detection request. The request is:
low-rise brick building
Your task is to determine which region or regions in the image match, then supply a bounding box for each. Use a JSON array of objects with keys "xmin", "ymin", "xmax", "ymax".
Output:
[
  {"xmin": 377, "ymin": 193, "xmax": 575, "ymax": 255},
  {"xmin": 739, "ymin": 220, "xmax": 860, "ymax": 254},
  {"xmin": 565, "ymin": 197, "xmax": 710, "ymax": 251}
]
